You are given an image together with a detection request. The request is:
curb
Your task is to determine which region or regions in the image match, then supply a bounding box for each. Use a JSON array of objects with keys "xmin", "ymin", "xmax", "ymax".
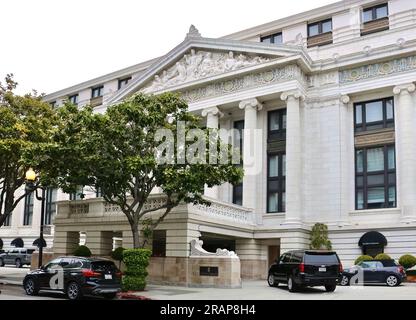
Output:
[{"xmin": 117, "ymin": 292, "xmax": 152, "ymax": 300}]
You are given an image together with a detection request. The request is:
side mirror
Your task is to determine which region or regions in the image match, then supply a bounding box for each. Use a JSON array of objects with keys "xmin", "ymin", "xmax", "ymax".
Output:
[{"xmin": 40, "ymin": 265, "xmax": 47, "ymax": 270}]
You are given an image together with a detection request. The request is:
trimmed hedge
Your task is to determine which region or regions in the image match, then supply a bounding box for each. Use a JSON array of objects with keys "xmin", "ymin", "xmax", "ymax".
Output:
[
  {"xmin": 122, "ymin": 249, "xmax": 152, "ymax": 291},
  {"xmin": 73, "ymin": 245, "xmax": 92, "ymax": 257},
  {"xmin": 374, "ymin": 253, "xmax": 391, "ymax": 260},
  {"xmin": 111, "ymin": 247, "xmax": 125, "ymax": 262},
  {"xmin": 399, "ymin": 254, "xmax": 416, "ymax": 269},
  {"xmin": 354, "ymin": 255, "xmax": 374, "ymax": 265}
]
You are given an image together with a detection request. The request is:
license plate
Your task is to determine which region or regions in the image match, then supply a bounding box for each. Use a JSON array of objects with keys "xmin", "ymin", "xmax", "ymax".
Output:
[
  {"xmin": 105, "ymin": 274, "xmax": 113, "ymax": 279},
  {"xmin": 319, "ymin": 267, "xmax": 327, "ymax": 272}
]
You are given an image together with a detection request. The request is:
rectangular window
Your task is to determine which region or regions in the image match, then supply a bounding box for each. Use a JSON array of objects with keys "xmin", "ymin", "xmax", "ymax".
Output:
[
  {"xmin": 267, "ymin": 153, "xmax": 286, "ymax": 213},
  {"xmin": 355, "ymin": 145, "xmax": 396, "ymax": 210},
  {"xmin": 118, "ymin": 77, "xmax": 132, "ymax": 90},
  {"xmin": 68, "ymin": 94, "xmax": 79, "ymax": 105},
  {"xmin": 23, "ymin": 193, "xmax": 34, "ymax": 226},
  {"xmin": 268, "ymin": 109, "xmax": 286, "ymax": 140},
  {"xmin": 152, "ymin": 230, "xmax": 166, "ymax": 257},
  {"xmin": 363, "ymin": 3, "xmax": 388, "ymax": 23},
  {"xmin": 354, "ymin": 97, "xmax": 394, "ymax": 132},
  {"xmin": 91, "ymin": 86, "xmax": 104, "ymax": 98},
  {"xmin": 44, "ymin": 188, "xmax": 57, "ymax": 225},
  {"xmin": 260, "ymin": 32, "xmax": 282, "ymax": 44},
  {"xmin": 308, "ymin": 19, "xmax": 332, "ymax": 37},
  {"xmin": 232, "ymin": 120, "xmax": 244, "ymax": 205}
]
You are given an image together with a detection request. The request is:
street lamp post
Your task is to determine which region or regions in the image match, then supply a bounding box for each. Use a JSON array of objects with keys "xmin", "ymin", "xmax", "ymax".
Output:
[{"xmin": 25, "ymin": 168, "xmax": 46, "ymax": 268}]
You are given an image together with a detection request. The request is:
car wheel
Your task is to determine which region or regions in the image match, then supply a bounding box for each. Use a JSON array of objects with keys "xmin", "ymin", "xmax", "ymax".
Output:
[
  {"xmin": 103, "ymin": 293, "xmax": 117, "ymax": 300},
  {"xmin": 267, "ymin": 274, "xmax": 277, "ymax": 287},
  {"xmin": 325, "ymin": 284, "xmax": 337, "ymax": 292},
  {"xmin": 340, "ymin": 275, "xmax": 350, "ymax": 286},
  {"xmin": 386, "ymin": 275, "xmax": 399, "ymax": 287},
  {"xmin": 15, "ymin": 259, "xmax": 22, "ymax": 268},
  {"xmin": 24, "ymin": 278, "xmax": 39, "ymax": 296},
  {"xmin": 66, "ymin": 282, "xmax": 83, "ymax": 300},
  {"xmin": 0, "ymin": 258, "xmax": 4, "ymax": 267},
  {"xmin": 287, "ymin": 276, "xmax": 298, "ymax": 292}
]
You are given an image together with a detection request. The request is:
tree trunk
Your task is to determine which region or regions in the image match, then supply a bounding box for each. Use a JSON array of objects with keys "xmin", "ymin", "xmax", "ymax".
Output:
[{"xmin": 130, "ymin": 223, "xmax": 140, "ymax": 249}]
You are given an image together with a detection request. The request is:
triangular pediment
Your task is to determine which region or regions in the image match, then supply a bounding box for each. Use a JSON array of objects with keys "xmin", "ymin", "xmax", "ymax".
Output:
[{"xmin": 106, "ymin": 31, "xmax": 310, "ymax": 105}]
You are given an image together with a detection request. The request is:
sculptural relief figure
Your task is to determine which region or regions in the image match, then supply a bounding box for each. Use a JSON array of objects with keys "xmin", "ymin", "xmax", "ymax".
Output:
[{"xmin": 145, "ymin": 49, "xmax": 271, "ymax": 91}]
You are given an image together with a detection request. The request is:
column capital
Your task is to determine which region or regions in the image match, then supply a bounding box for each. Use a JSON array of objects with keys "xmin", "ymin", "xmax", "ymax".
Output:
[
  {"xmin": 280, "ymin": 90, "xmax": 305, "ymax": 102},
  {"xmin": 201, "ymin": 106, "xmax": 224, "ymax": 118},
  {"xmin": 393, "ymin": 83, "xmax": 416, "ymax": 95},
  {"xmin": 340, "ymin": 94, "xmax": 350, "ymax": 104},
  {"xmin": 238, "ymin": 98, "xmax": 263, "ymax": 111}
]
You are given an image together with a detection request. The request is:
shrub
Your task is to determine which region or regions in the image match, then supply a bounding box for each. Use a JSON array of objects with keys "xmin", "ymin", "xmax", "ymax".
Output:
[
  {"xmin": 399, "ymin": 254, "xmax": 416, "ymax": 269},
  {"xmin": 111, "ymin": 247, "xmax": 125, "ymax": 269},
  {"xmin": 374, "ymin": 253, "xmax": 391, "ymax": 260},
  {"xmin": 122, "ymin": 249, "xmax": 152, "ymax": 291},
  {"xmin": 310, "ymin": 223, "xmax": 332, "ymax": 250},
  {"xmin": 355, "ymin": 255, "xmax": 373, "ymax": 265},
  {"xmin": 73, "ymin": 245, "xmax": 92, "ymax": 257}
]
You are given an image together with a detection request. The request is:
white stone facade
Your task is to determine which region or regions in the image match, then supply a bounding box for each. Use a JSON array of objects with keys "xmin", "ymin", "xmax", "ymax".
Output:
[{"xmin": 2, "ymin": 0, "xmax": 416, "ymax": 275}]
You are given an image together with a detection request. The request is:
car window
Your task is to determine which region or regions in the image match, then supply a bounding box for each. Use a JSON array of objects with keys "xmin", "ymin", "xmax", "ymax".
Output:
[
  {"xmin": 360, "ymin": 261, "xmax": 378, "ymax": 269},
  {"xmin": 45, "ymin": 258, "xmax": 62, "ymax": 269},
  {"xmin": 64, "ymin": 259, "xmax": 83, "ymax": 269},
  {"xmin": 282, "ymin": 253, "xmax": 291, "ymax": 263},
  {"xmin": 290, "ymin": 252, "xmax": 303, "ymax": 263},
  {"xmin": 304, "ymin": 253, "xmax": 339, "ymax": 264},
  {"xmin": 91, "ymin": 261, "xmax": 118, "ymax": 272}
]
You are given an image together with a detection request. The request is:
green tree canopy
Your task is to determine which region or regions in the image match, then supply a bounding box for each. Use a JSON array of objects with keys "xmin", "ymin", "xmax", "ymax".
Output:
[
  {"xmin": 33, "ymin": 92, "xmax": 242, "ymax": 248},
  {"xmin": 0, "ymin": 74, "xmax": 57, "ymax": 227}
]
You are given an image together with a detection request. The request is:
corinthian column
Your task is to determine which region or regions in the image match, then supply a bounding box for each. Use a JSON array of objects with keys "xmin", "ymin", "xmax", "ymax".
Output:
[
  {"xmin": 393, "ymin": 83, "xmax": 416, "ymax": 222},
  {"xmin": 238, "ymin": 98, "xmax": 263, "ymax": 210},
  {"xmin": 281, "ymin": 90, "xmax": 305, "ymax": 224},
  {"xmin": 201, "ymin": 106, "xmax": 223, "ymax": 199}
]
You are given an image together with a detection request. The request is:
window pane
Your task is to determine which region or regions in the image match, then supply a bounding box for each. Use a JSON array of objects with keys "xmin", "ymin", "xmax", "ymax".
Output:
[
  {"xmin": 388, "ymin": 146, "xmax": 395, "ymax": 169},
  {"xmin": 269, "ymin": 112, "xmax": 279, "ymax": 131},
  {"xmin": 357, "ymin": 190, "xmax": 364, "ymax": 209},
  {"xmin": 268, "ymin": 180, "xmax": 279, "ymax": 193},
  {"xmin": 365, "ymin": 101, "xmax": 383, "ymax": 122},
  {"xmin": 363, "ymin": 9, "xmax": 373, "ymax": 23},
  {"xmin": 273, "ymin": 34, "xmax": 283, "ymax": 44},
  {"xmin": 356, "ymin": 150, "xmax": 364, "ymax": 173},
  {"xmin": 386, "ymin": 99, "xmax": 394, "ymax": 120},
  {"xmin": 269, "ymin": 155, "xmax": 279, "ymax": 177},
  {"xmin": 268, "ymin": 193, "xmax": 279, "ymax": 212},
  {"xmin": 388, "ymin": 186, "xmax": 396, "ymax": 207},
  {"xmin": 367, "ymin": 187, "xmax": 385, "ymax": 208},
  {"xmin": 261, "ymin": 36, "xmax": 271, "ymax": 43},
  {"xmin": 356, "ymin": 176, "xmax": 364, "ymax": 187},
  {"xmin": 367, "ymin": 148, "xmax": 384, "ymax": 172},
  {"xmin": 322, "ymin": 20, "xmax": 332, "ymax": 33},
  {"xmin": 308, "ymin": 24, "xmax": 319, "ymax": 36},
  {"xmin": 367, "ymin": 174, "xmax": 384, "ymax": 186},
  {"xmin": 282, "ymin": 192, "xmax": 286, "ymax": 212},
  {"xmin": 376, "ymin": 5, "xmax": 388, "ymax": 19},
  {"xmin": 282, "ymin": 113, "xmax": 287, "ymax": 129},
  {"xmin": 388, "ymin": 173, "xmax": 396, "ymax": 184},
  {"xmin": 282, "ymin": 154, "xmax": 286, "ymax": 176},
  {"xmin": 355, "ymin": 105, "xmax": 362, "ymax": 124}
]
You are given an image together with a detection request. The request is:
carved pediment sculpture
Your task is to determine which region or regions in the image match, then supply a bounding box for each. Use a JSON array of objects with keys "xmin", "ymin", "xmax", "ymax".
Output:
[{"xmin": 144, "ymin": 49, "xmax": 272, "ymax": 92}]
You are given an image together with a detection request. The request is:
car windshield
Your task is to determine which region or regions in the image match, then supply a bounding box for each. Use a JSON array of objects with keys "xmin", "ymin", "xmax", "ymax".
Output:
[
  {"xmin": 304, "ymin": 253, "xmax": 339, "ymax": 264},
  {"xmin": 91, "ymin": 261, "xmax": 118, "ymax": 272}
]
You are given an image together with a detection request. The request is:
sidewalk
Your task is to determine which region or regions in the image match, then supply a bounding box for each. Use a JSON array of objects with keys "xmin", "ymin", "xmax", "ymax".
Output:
[{"xmin": 0, "ymin": 266, "xmax": 29, "ymax": 286}]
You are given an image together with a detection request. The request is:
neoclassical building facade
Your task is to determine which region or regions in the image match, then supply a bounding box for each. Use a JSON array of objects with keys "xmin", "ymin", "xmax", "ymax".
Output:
[{"xmin": 2, "ymin": 0, "xmax": 416, "ymax": 281}]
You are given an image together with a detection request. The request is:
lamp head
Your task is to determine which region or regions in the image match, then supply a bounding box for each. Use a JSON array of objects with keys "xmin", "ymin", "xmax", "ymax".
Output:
[{"xmin": 25, "ymin": 168, "xmax": 37, "ymax": 182}]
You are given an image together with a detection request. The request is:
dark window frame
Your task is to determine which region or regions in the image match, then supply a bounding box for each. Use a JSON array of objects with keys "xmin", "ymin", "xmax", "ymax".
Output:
[
  {"xmin": 355, "ymin": 144, "xmax": 396, "ymax": 210},
  {"xmin": 267, "ymin": 152, "xmax": 286, "ymax": 213},
  {"xmin": 44, "ymin": 188, "xmax": 57, "ymax": 225},
  {"xmin": 68, "ymin": 94, "xmax": 79, "ymax": 105},
  {"xmin": 307, "ymin": 18, "xmax": 333, "ymax": 37},
  {"xmin": 23, "ymin": 192, "xmax": 34, "ymax": 226},
  {"xmin": 354, "ymin": 97, "xmax": 394, "ymax": 132},
  {"xmin": 232, "ymin": 120, "xmax": 244, "ymax": 205},
  {"xmin": 118, "ymin": 77, "xmax": 132, "ymax": 90},
  {"xmin": 91, "ymin": 86, "xmax": 104, "ymax": 98},
  {"xmin": 260, "ymin": 32, "xmax": 283, "ymax": 44},
  {"xmin": 268, "ymin": 109, "xmax": 286, "ymax": 141},
  {"xmin": 362, "ymin": 3, "xmax": 389, "ymax": 23}
]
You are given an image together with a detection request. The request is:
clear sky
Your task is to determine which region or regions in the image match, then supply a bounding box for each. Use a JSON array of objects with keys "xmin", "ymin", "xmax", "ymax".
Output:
[{"xmin": 1, "ymin": 0, "xmax": 338, "ymax": 95}]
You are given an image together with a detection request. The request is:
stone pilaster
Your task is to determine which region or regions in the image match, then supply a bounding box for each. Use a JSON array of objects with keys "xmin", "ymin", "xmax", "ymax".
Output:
[
  {"xmin": 393, "ymin": 83, "xmax": 416, "ymax": 222},
  {"xmin": 281, "ymin": 90, "xmax": 304, "ymax": 224},
  {"xmin": 238, "ymin": 98, "xmax": 263, "ymax": 211}
]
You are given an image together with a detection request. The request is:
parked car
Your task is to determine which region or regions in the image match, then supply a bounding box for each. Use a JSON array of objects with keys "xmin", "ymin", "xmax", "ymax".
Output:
[
  {"xmin": 340, "ymin": 259, "xmax": 406, "ymax": 287},
  {"xmin": 268, "ymin": 250, "xmax": 343, "ymax": 292},
  {"xmin": 0, "ymin": 248, "xmax": 34, "ymax": 267},
  {"xmin": 23, "ymin": 256, "xmax": 122, "ymax": 300}
]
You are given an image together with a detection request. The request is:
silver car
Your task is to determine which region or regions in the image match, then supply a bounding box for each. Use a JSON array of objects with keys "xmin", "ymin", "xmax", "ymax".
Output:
[{"xmin": 0, "ymin": 248, "xmax": 34, "ymax": 268}]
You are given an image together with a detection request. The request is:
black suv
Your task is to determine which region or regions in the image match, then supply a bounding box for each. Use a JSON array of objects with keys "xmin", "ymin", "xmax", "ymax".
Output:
[
  {"xmin": 267, "ymin": 250, "xmax": 343, "ymax": 292},
  {"xmin": 23, "ymin": 256, "xmax": 122, "ymax": 300}
]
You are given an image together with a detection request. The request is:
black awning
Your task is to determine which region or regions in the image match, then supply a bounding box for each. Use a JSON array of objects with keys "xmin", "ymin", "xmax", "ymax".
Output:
[
  {"xmin": 32, "ymin": 238, "xmax": 47, "ymax": 248},
  {"xmin": 359, "ymin": 231, "xmax": 387, "ymax": 247},
  {"xmin": 11, "ymin": 237, "xmax": 24, "ymax": 248}
]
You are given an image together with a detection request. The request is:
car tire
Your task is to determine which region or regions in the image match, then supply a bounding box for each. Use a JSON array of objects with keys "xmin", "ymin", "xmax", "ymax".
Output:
[
  {"xmin": 287, "ymin": 275, "xmax": 298, "ymax": 293},
  {"xmin": 24, "ymin": 278, "xmax": 39, "ymax": 296},
  {"xmin": 15, "ymin": 258, "xmax": 22, "ymax": 268},
  {"xmin": 340, "ymin": 275, "xmax": 350, "ymax": 286},
  {"xmin": 325, "ymin": 284, "xmax": 337, "ymax": 292},
  {"xmin": 386, "ymin": 275, "xmax": 399, "ymax": 287},
  {"xmin": 66, "ymin": 281, "xmax": 83, "ymax": 300},
  {"xmin": 103, "ymin": 293, "xmax": 117, "ymax": 300},
  {"xmin": 0, "ymin": 258, "xmax": 4, "ymax": 267},
  {"xmin": 267, "ymin": 274, "xmax": 277, "ymax": 287}
]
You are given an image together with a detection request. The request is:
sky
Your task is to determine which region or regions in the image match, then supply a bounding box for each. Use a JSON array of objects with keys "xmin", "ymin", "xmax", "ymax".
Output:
[{"xmin": 1, "ymin": 0, "xmax": 338, "ymax": 95}]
